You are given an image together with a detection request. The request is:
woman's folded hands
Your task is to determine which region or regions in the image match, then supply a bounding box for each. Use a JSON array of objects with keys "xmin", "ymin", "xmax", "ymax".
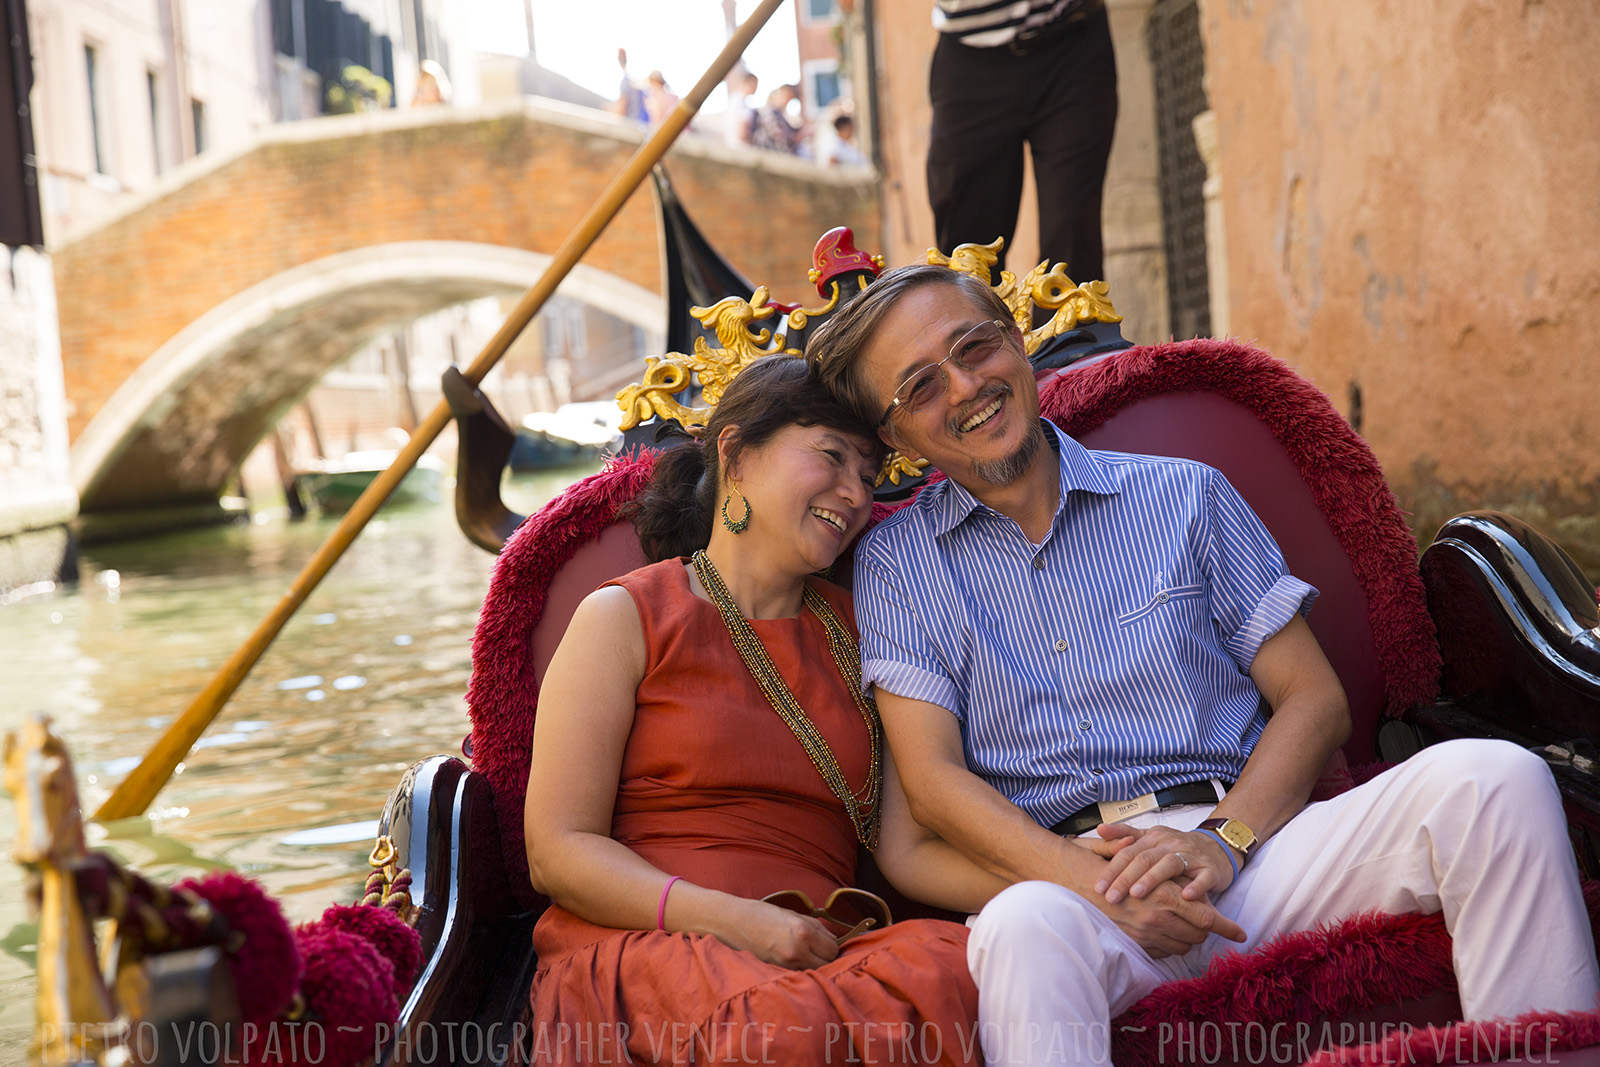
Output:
[{"xmin": 695, "ymin": 892, "xmax": 842, "ymax": 970}]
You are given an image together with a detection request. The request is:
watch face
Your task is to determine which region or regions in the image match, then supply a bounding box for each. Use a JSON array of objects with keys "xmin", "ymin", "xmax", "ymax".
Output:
[
  {"xmin": 1204, "ymin": 817, "xmax": 1255, "ymax": 851},
  {"xmin": 1219, "ymin": 822, "xmax": 1253, "ymax": 850}
]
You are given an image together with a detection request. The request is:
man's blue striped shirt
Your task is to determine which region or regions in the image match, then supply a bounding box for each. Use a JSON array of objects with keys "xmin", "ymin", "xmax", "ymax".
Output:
[{"xmin": 853, "ymin": 421, "xmax": 1317, "ymax": 828}]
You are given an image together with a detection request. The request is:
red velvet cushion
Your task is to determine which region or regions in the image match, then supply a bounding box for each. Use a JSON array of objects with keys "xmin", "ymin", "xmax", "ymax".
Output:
[
  {"xmin": 1071, "ymin": 390, "xmax": 1385, "ymax": 764},
  {"xmin": 530, "ymin": 522, "xmax": 646, "ymax": 688},
  {"xmin": 1042, "ymin": 338, "xmax": 1442, "ymax": 763}
]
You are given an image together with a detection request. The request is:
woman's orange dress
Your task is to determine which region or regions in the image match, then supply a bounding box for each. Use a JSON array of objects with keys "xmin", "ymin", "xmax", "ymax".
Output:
[{"xmin": 528, "ymin": 559, "xmax": 980, "ymax": 1065}]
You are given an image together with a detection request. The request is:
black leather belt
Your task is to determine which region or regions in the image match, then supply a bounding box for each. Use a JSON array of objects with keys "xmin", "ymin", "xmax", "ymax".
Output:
[
  {"xmin": 1007, "ymin": 0, "xmax": 1104, "ymax": 55},
  {"xmin": 1050, "ymin": 779, "xmax": 1230, "ymax": 838}
]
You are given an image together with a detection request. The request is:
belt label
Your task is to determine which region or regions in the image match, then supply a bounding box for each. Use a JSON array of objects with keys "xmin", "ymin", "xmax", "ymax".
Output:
[{"xmin": 1097, "ymin": 791, "xmax": 1159, "ymax": 825}]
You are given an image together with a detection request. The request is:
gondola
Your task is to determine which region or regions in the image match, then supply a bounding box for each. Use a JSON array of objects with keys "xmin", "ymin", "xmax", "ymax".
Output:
[
  {"xmin": 14, "ymin": 187, "xmax": 1600, "ymax": 1067},
  {"xmin": 292, "ymin": 451, "xmax": 448, "ymax": 513},
  {"xmin": 507, "ymin": 406, "xmax": 621, "ymax": 473}
]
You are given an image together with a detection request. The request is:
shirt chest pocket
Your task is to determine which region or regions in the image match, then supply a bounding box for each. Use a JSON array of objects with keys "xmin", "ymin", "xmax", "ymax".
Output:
[{"xmin": 1116, "ymin": 583, "xmax": 1206, "ymax": 627}]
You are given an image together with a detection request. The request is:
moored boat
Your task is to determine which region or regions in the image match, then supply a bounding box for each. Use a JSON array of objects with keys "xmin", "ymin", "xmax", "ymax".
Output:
[
  {"xmin": 507, "ymin": 405, "xmax": 622, "ymax": 472},
  {"xmin": 293, "ymin": 451, "xmax": 447, "ymax": 513}
]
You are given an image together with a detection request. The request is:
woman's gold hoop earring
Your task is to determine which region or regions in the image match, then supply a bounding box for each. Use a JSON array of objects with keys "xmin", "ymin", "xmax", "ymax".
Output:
[{"xmin": 721, "ymin": 485, "xmax": 752, "ymax": 534}]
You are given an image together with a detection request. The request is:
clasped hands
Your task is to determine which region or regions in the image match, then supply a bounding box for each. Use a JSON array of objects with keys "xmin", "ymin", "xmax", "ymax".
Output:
[{"xmin": 1080, "ymin": 823, "xmax": 1248, "ymax": 958}]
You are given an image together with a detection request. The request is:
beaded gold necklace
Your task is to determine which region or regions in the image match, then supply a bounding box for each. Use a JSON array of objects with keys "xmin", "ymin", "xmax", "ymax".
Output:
[{"xmin": 691, "ymin": 550, "xmax": 882, "ymax": 850}]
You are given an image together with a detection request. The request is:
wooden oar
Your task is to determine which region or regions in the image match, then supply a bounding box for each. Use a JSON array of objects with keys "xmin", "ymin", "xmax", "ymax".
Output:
[{"xmin": 93, "ymin": 0, "xmax": 787, "ymax": 822}]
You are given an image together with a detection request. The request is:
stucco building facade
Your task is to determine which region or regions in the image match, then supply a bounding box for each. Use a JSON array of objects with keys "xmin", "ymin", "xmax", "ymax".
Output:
[
  {"xmin": 869, "ymin": 0, "xmax": 1598, "ymax": 568},
  {"xmin": 1197, "ymin": 0, "xmax": 1598, "ymax": 564}
]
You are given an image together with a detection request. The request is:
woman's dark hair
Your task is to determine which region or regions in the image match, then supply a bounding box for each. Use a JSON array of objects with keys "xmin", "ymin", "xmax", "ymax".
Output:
[{"xmin": 627, "ymin": 356, "xmax": 882, "ymax": 562}]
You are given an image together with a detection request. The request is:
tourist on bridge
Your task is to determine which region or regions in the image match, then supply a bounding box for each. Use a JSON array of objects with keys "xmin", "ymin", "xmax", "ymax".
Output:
[
  {"xmin": 751, "ymin": 83, "xmax": 802, "ymax": 154},
  {"xmin": 643, "ymin": 70, "xmax": 680, "ymax": 129},
  {"xmin": 611, "ymin": 48, "xmax": 648, "ymax": 124}
]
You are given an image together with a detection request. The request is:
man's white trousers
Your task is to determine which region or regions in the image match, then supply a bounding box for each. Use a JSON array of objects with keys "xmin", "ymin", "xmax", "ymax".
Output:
[{"xmin": 967, "ymin": 739, "xmax": 1600, "ymax": 1066}]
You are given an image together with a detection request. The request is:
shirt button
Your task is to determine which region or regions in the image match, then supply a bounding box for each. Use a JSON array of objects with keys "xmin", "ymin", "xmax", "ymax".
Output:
[
  {"xmin": 1054, "ymin": 638, "xmax": 1068, "ymax": 652},
  {"xmin": 1032, "ymin": 556, "xmax": 1045, "ymax": 570},
  {"xmin": 1092, "ymin": 767, "xmax": 1105, "ymax": 776},
  {"xmin": 1156, "ymin": 591, "xmax": 1170, "ymax": 604},
  {"xmin": 1078, "ymin": 719, "xmax": 1092, "ymax": 731}
]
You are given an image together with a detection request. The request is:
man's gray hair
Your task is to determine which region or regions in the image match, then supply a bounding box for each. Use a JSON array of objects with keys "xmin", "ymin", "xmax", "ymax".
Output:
[{"xmin": 804, "ymin": 264, "xmax": 1015, "ymax": 428}]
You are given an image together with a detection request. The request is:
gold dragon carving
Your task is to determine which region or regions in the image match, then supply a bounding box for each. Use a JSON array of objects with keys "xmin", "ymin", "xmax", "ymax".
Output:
[
  {"xmin": 616, "ymin": 283, "xmax": 845, "ymax": 433},
  {"xmin": 614, "ymin": 238, "xmax": 1120, "ymax": 486},
  {"xmin": 926, "ymin": 238, "xmax": 1122, "ymax": 354}
]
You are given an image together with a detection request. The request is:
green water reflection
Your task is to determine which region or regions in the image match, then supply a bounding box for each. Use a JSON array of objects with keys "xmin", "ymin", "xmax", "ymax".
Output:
[{"xmin": 0, "ymin": 467, "xmax": 597, "ymax": 1053}]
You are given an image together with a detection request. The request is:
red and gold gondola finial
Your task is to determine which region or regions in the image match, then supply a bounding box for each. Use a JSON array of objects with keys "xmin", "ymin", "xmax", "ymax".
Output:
[{"xmin": 808, "ymin": 226, "xmax": 885, "ymax": 298}]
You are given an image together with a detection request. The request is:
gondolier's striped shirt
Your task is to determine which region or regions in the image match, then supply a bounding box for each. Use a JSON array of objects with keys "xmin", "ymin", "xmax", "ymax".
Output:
[
  {"xmin": 852, "ymin": 421, "xmax": 1318, "ymax": 829},
  {"xmin": 933, "ymin": 0, "xmax": 1089, "ymax": 47}
]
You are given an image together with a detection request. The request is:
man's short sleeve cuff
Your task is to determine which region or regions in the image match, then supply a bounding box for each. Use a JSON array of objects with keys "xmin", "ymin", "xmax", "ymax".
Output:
[
  {"xmin": 862, "ymin": 658, "xmax": 963, "ymax": 720},
  {"xmin": 1226, "ymin": 575, "xmax": 1319, "ymax": 669}
]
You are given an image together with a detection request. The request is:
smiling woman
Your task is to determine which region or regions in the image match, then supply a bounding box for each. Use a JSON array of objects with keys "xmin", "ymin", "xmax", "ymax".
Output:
[
  {"xmin": 626, "ymin": 357, "xmax": 877, "ymax": 574},
  {"xmin": 519, "ymin": 356, "xmax": 1003, "ymax": 1064}
]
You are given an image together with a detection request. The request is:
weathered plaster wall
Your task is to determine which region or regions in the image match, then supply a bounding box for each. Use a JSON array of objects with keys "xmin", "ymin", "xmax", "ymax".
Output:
[
  {"xmin": 1201, "ymin": 0, "xmax": 1600, "ymax": 561},
  {"xmin": 873, "ymin": 0, "xmax": 1170, "ymax": 342},
  {"xmin": 0, "ymin": 245, "xmax": 76, "ymax": 592}
]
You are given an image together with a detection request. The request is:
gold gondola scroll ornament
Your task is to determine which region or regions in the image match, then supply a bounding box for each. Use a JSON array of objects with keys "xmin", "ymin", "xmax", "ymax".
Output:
[
  {"xmin": 363, "ymin": 835, "xmax": 418, "ymax": 924},
  {"xmin": 613, "ymin": 234, "xmax": 1119, "ymax": 488},
  {"xmin": 926, "ymin": 238, "xmax": 1121, "ymax": 355},
  {"xmin": 616, "ymin": 283, "xmax": 847, "ymax": 433},
  {"xmin": 616, "ymin": 287, "xmax": 786, "ymax": 432}
]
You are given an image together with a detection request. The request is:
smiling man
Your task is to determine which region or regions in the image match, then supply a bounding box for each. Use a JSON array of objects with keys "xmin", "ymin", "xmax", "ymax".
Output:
[{"xmin": 805, "ymin": 264, "xmax": 1599, "ymax": 1065}]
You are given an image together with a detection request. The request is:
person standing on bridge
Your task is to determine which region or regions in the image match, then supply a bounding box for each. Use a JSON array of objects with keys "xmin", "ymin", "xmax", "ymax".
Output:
[
  {"xmin": 724, "ymin": 70, "xmax": 760, "ymax": 147},
  {"xmin": 751, "ymin": 83, "xmax": 802, "ymax": 155},
  {"xmin": 612, "ymin": 49, "xmax": 649, "ymax": 124},
  {"xmin": 643, "ymin": 70, "xmax": 680, "ymax": 130}
]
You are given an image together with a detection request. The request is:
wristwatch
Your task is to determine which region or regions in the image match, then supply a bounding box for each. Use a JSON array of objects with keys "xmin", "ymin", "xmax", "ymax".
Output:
[{"xmin": 1198, "ymin": 817, "xmax": 1257, "ymax": 864}]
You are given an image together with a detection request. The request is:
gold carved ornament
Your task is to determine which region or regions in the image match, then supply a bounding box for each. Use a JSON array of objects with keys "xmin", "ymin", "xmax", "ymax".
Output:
[
  {"xmin": 6, "ymin": 718, "xmax": 422, "ymax": 1067},
  {"xmin": 363, "ymin": 834, "xmax": 419, "ymax": 924},
  {"xmin": 614, "ymin": 238, "xmax": 1120, "ymax": 487},
  {"xmin": 926, "ymin": 238, "xmax": 1122, "ymax": 355},
  {"xmin": 5, "ymin": 717, "xmax": 117, "ymax": 1066},
  {"xmin": 5, "ymin": 719, "xmax": 277, "ymax": 1066},
  {"xmin": 615, "ymin": 282, "xmax": 846, "ymax": 434}
]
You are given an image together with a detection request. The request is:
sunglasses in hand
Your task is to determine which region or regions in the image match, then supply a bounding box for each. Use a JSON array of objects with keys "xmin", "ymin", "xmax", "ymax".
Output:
[{"xmin": 762, "ymin": 887, "xmax": 894, "ymax": 945}]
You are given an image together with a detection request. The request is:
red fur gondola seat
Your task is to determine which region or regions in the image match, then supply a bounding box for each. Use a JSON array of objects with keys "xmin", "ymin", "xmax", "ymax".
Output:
[
  {"xmin": 1040, "ymin": 337, "xmax": 1441, "ymax": 767},
  {"xmin": 1038, "ymin": 338, "xmax": 1600, "ymax": 1066},
  {"xmin": 465, "ymin": 337, "xmax": 1600, "ymax": 1066},
  {"xmin": 466, "ymin": 455, "xmax": 656, "ymax": 915}
]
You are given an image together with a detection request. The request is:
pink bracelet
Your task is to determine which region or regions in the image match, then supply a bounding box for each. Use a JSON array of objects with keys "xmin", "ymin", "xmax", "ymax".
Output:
[{"xmin": 657, "ymin": 875, "xmax": 683, "ymax": 931}]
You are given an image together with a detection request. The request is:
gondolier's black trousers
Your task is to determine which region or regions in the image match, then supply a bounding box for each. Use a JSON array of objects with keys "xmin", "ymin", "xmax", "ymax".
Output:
[{"xmin": 926, "ymin": 5, "xmax": 1119, "ymax": 285}]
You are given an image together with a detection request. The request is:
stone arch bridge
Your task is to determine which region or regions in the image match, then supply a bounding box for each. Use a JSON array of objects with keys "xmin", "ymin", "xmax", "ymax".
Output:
[{"xmin": 53, "ymin": 100, "xmax": 879, "ymax": 515}]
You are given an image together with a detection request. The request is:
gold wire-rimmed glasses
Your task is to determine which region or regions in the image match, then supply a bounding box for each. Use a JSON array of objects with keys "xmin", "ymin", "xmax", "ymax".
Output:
[
  {"xmin": 877, "ymin": 318, "xmax": 1014, "ymax": 427},
  {"xmin": 761, "ymin": 887, "xmax": 894, "ymax": 945}
]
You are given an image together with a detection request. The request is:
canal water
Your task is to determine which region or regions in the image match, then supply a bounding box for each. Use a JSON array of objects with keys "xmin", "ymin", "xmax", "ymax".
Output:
[{"xmin": 0, "ymin": 467, "xmax": 598, "ymax": 1056}]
